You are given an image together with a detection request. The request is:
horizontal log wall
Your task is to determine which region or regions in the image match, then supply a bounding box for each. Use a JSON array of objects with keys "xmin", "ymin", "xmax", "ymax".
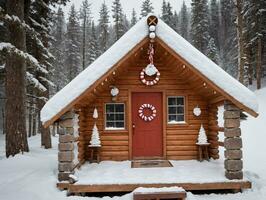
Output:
[{"xmin": 77, "ymin": 54, "xmax": 219, "ymax": 161}]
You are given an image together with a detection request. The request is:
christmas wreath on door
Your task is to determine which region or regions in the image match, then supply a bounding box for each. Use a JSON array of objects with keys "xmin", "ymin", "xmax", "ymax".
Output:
[{"xmin": 138, "ymin": 103, "xmax": 157, "ymax": 121}]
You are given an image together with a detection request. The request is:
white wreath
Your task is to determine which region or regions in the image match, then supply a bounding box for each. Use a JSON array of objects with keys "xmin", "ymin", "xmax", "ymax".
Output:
[
  {"xmin": 140, "ymin": 68, "xmax": 160, "ymax": 86},
  {"xmin": 138, "ymin": 104, "xmax": 157, "ymax": 121}
]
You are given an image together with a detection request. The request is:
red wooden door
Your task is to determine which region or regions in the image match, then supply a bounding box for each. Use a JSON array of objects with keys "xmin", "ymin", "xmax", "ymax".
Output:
[{"xmin": 132, "ymin": 92, "xmax": 163, "ymax": 158}]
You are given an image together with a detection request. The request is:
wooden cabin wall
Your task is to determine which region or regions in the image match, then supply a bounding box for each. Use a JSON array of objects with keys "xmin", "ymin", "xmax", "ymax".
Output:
[{"xmin": 77, "ymin": 56, "xmax": 219, "ymax": 161}]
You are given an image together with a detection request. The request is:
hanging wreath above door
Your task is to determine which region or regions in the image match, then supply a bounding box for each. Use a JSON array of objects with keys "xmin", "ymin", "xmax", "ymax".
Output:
[{"xmin": 138, "ymin": 103, "xmax": 157, "ymax": 121}]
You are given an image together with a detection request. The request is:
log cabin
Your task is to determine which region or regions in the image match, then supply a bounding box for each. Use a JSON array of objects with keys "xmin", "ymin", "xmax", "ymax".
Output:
[{"xmin": 41, "ymin": 15, "xmax": 258, "ymax": 192}]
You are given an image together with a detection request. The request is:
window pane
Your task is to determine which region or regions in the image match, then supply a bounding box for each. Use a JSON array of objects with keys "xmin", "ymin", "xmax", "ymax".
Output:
[
  {"xmin": 115, "ymin": 121, "xmax": 124, "ymax": 128},
  {"xmin": 115, "ymin": 104, "xmax": 124, "ymax": 112},
  {"xmin": 168, "ymin": 115, "xmax": 176, "ymax": 122},
  {"xmin": 177, "ymin": 107, "xmax": 184, "ymax": 114},
  {"xmin": 177, "ymin": 115, "xmax": 184, "ymax": 122},
  {"xmin": 177, "ymin": 97, "xmax": 184, "ymax": 105},
  {"xmin": 168, "ymin": 97, "xmax": 176, "ymax": 105},
  {"xmin": 106, "ymin": 121, "xmax": 115, "ymax": 128},
  {"xmin": 106, "ymin": 113, "xmax": 115, "ymax": 120},
  {"xmin": 116, "ymin": 114, "xmax": 124, "ymax": 120},
  {"xmin": 168, "ymin": 107, "xmax": 177, "ymax": 114},
  {"xmin": 106, "ymin": 104, "xmax": 114, "ymax": 113}
]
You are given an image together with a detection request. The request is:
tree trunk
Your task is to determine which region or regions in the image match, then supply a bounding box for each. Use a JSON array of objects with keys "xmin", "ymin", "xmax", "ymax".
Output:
[
  {"xmin": 28, "ymin": 102, "xmax": 32, "ymax": 137},
  {"xmin": 247, "ymin": 45, "xmax": 253, "ymax": 85},
  {"xmin": 5, "ymin": 0, "xmax": 29, "ymax": 157},
  {"xmin": 40, "ymin": 95, "xmax": 51, "ymax": 148},
  {"xmin": 256, "ymin": 37, "xmax": 262, "ymax": 89},
  {"xmin": 236, "ymin": 0, "xmax": 245, "ymax": 84},
  {"xmin": 82, "ymin": 16, "xmax": 86, "ymax": 70},
  {"xmin": 32, "ymin": 107, "xmax": 37, "ymax": 136}
]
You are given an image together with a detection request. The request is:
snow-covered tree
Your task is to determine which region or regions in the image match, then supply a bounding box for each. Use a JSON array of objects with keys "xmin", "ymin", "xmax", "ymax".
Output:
[
  {"xmin": 161, "ymin": 1, "xmax": 174, "ymax": 28},
  {"xmin": 4, "ymin": 0, "xmax": 29, "ymax": 156},
  {"xmin": 87, "ymin": 21, "xmax": 100, "ymax": 65},
  {"xmin": 243, "ymin": 0, "xmax": 266, "ymax": 88},
  {"xmin": 190, "ymin": 0, "xmax": 210, "ymax": 54},
  {"xmin": 80, "ymin": 0, "xmax": 92, "ymax": 70},
  {"xmin": 140, "ymin": 0, "xmax": 154, "ymax": 17},
  {"xmin": 206, "ymin": 37, "xmax": 219, "ymax": 64},
  {"xmin": 98, "ymin": 2, "xmax": 110, "ymax": 53},
  {"xmin": 50, "ymin": 7, "xmax": 68, "ymax": 92},
  {"xmin": 65, "ymin": 4, "xmax": 82, "ymax": 81},
  {"xmin": 209, "ymin": 0, "xmax": 220, "ymax": 50},
  {"xmin": 112, "ymin": 0, "xmax": 125, "ymax": 41},
  {"xmin": 197, "ymin": 124, "xmax": 208, "ymax": 144},
  {"xmin": 172, "ymin": 11, "xmax": 179, "ymax": 33},
  {"xmin": 130, "ymin": 8, "xmax": 137, "ymax": 26},
  {"xmin": 180, "ymin": 1, "xmax": 189, "ymax": 40},
  {"xmin": 220, "ymin": 0, "xmax": 237, "ymax": 76},
  {"xmin": 89, "ymin": 123, "xmax": 101, "ymax": 146}
]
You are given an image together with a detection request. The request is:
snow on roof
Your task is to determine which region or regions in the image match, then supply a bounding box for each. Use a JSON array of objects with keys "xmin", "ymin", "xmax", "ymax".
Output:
[{"xmin": 41, "ymin": 15, "xmax": 258, "ymax": 126}]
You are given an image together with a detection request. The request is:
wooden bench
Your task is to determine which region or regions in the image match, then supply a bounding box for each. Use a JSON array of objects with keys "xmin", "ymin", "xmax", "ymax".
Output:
[{"xmin": 133, "ymin": 191, "xmax": 187, "ymax": 200}]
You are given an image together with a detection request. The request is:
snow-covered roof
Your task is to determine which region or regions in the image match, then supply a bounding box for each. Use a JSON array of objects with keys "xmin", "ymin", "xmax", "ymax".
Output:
[{"xmin": 41, "ymin": 15, "xmax": 258, "ymax": 127}]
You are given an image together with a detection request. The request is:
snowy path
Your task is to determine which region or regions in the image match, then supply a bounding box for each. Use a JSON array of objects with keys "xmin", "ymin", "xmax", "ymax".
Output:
[{"xmin": 0, "ymin": 87, "xmax": 266, "ymax": 200}]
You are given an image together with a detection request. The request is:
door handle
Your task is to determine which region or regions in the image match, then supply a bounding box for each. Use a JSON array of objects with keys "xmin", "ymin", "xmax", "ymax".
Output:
[{"xmin": 132, "ymin": 123, "xmax": 136, "ymax": 134}]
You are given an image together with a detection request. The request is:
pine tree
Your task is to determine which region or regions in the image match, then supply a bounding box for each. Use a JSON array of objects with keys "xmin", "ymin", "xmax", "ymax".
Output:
[
  {"xmin": 243, "ymin": 0, "xmax": 266, "ymax": 88},
  {"xmin": 161, "ymin": 1, "xmax": 174, "ymax": 29},
  {"xmin": 140, "ymin": 0, "xmax": 154, "ymax": 17},
  {"xmin": 87, "ymin": 21, "xmax": 99, "ymax": 65},
  {"xmin": 112, "ymin": 0, "xmax": 124, "ymax": 41},
  {"xmin": 80, "ymin": 0, "xmax": 91, "ymax": 70},
  {"xmin": 190, "ymin": 0, "xmax": 210, "ymax": 54},
  {"xmin": 50, "ymin": 7, "xmax": 68, "ymax": 91},
  {"xmin": 161, "ymin": 0, "xmax": 168, "ymax": 21},
  {"xmin": 206, "ymin": 37, "xmax": 219, "ymax": 64},
  {"xmin": 172, "ymin": 11, "xmax": 179, "ymax": 33},
  {"xmin": 123, "ymin": 14, "xmax": 130, "ymax": 32},
  {"xmin": 220, "ymin": 0, "xmax": 237, "ymax": 76},
  {"xmin": 98, "ymin": 2, "xmax": 110, "ymax": 53},
  {"xmin": 65, "ymin": 4, "xmax": 81, "ymax": 81},
  {"xmin": 131, "ymin": 8, "xmax": 137, "ymax": 26},
  {"xmin": 180, "ymin": 1, "xmax": 189, "ymax": 40},
  {"xmin": 28, "ymin": 0, "xmax": 55, "ymax": 149},
  {"xmin": 235, "ymin": 0, "xmax": 246, "ymax": 84},
  {"xmin": 209, "ymin": 0, "xmax": 220, "ymax": 50},
  {"xmin": 5, "ymin": 0, "xmax": 29, "ymax": 157}
]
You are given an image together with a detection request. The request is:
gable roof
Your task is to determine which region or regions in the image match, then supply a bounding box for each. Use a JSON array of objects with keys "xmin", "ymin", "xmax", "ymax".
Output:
[{"xmin": 41, "ymin": 15, "xmax": 258, "ymax": 127}]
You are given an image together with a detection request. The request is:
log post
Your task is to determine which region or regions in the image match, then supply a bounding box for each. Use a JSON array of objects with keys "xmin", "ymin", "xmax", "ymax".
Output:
[
  {"xmin": 58, "ymin": 111, "xmax": 75, "ymax": 182},
  {"xmin": 224, "ymin": 101, "xmax": 243, "ymax": 180},
  {"xmin": 208, "ymin": 105, "xmax": 219, "ymax": 159}
]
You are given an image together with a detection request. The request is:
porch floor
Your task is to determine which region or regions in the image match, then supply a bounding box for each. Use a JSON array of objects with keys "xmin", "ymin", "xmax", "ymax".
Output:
[{"xmin": 62, "ymin": 160, "xmax": 251, "ymax": 193}]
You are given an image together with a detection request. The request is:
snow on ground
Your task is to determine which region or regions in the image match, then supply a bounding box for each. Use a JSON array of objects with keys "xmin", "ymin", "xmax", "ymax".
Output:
[
  {"xmin": 0, "ymin": 87, "xmax": 266, "ymax": 200},
  {"xmin": 75, "ymin": 160, "xmax": 242, "ymax": 185}
]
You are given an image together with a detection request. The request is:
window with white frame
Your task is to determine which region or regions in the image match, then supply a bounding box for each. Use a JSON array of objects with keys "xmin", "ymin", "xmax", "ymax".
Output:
[
  {"xmin": 105, "ymin": 103, "xmax": 125, "ymax": 130},
  {"xmin": 167, "ymin": 96, "xmax": 185, "ymax": 124}
]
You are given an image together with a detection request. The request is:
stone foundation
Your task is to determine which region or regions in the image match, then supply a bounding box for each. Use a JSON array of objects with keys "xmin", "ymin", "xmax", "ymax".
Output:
[
  {"xmin": 224, "ymin": 101, "xmax": 243, "ymax": 180},
  {"xmin": 58, "ymin": 111, "xmax": 75, "ymax": 182}
]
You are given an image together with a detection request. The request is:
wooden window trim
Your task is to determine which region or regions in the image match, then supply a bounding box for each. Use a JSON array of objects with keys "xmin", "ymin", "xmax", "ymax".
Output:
[{"xmin": 104, "ymin": 102, "xmax": 127, "ymax": 132}]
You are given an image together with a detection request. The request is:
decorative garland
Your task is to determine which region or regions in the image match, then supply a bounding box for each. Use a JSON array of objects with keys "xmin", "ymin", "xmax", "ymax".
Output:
[
  {"xmin": 140, "ymin": 69, "xmax": 160, "ymax": 86},
  {"xmin": 138, "ymin": 103, "xmax": 157, "ymax": 121},
  {"xmin": 140, "ymin": 43, "xmax": 160, "ymax": 86}
]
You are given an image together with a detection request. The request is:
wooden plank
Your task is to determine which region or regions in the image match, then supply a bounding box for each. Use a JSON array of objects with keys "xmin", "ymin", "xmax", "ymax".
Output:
[
  {"xmin": 57, "ymin": 182, "xmax": 70, "ymax": 190},
  {"xmin": 133, "ymin": 191, "xmax": 187, "ymax": 200},
  {"xmin": 68, "ymin": 181, "xmax": 251, "ymax": 193}
]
